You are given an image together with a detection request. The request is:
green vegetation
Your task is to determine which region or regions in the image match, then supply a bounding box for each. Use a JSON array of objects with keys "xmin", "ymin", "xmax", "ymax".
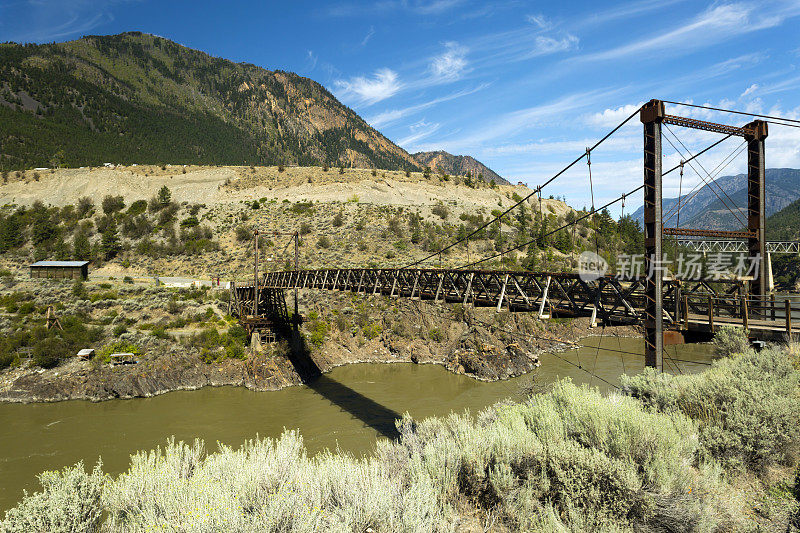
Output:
[
  {"xmin": 0, "ymin": 32, "xmax": 420, "ymax": 171},
  {"xmin": 623, "ymin": 331, "xmax": 799, "ymax": 471},
  {"xmin": 188, "ymin": 325, "xmax": 248, "ymax": 363},
  {"xmin": 96, "ymin": 341, "xmax": 141, "ymax": 363},
  {"xmin": 4, "ymin": 341, "xmax": 798, "ymax": 530},
  {"xmin": 0, "ymin": 187, "xmax": 218, "ymax": 262},
  {"xmin": 0, "ymin": 309, "xmax": 102, "ymax": 370}
]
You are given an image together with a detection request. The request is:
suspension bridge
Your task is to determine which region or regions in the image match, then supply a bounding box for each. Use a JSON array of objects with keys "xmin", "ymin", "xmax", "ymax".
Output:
[{"xmin": 230, "ymin": 99, "xmax": 800, "ymax": 372}]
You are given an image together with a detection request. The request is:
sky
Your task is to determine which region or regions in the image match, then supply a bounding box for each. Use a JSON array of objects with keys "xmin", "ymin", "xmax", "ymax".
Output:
[{"xmin": 1, "ymin": 0, "xmax": 800, "ymax": 213}]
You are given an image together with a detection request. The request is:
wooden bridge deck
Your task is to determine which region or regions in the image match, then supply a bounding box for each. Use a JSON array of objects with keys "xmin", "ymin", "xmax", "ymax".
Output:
[{"xmin": 230, "ymin": 268, "xmax": 800, "ymax": 342}]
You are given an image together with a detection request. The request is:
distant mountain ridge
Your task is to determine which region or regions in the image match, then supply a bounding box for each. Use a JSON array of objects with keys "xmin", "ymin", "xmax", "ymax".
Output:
[
  {"xmin": 630, "ymin": 168, "xmax": 800, "ymax": 230},
  {"xmin": 412, "ymin": 150, "xmax": 508, "ymax": 184},
  {"xmin": 0, "ymin": 32, "xmax": 421, "ymax": 171}
]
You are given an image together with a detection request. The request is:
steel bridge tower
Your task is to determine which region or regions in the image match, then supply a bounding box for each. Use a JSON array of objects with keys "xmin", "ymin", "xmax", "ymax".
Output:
[{"xmin": 641, "ymin": 99, "xmax": 768, "ymax": 368}]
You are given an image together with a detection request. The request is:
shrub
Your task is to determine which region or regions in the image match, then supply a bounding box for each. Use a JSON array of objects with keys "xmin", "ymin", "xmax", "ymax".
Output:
[
  {"xmin": 316, "ymin": 235, "xmax": 331, "ymax": 248},
  {"xmin": 289, "ymin": 202, "xmax": 315, "ymax": 216},
  {"xmin": 126, "ymin": 200, "xmax": 147, "ymax": 216},
  {"xmin": 76, "ymin": 197, "xmax": 94, "ymax": 218},
  {"xmin": 712, "ymin": 326, "xmax": 750, "ymax": 356},
  {"xmin": 235, "ymin": 225, "xmax": 251, "ymax": 242},
  {"xmin": 339, "ymin": 166, "xmax": 345, "ymax": 174},
  {"xmin": 622, "ymin": 347, "xmax": 800, "ymax": 471},
  {"xmin": 308, "ymin": 320, "xmax": 329, "ymax": 347},
  {"xmin": 299, "ymin": 222, "xmax": 312, "ymax": 235},
  {"xmin": 33, "ymin": 337, "xmax": 69, "ymax": 368},
  {"xmin": 362, "ymin": 322, "xmax": 381, "ymax": 340},
  {"xmin": 0, "ymin": 461, "xmax": 104, "ymax": 533},
  {"xmin": 98, "ymin": 341, "xmax": 141, "ymax": 362},
  {"xmin": 332, "ymin": 212, "xmax": 344, "ymax": 227},
  {"xmin": 431, "ymin": 203, "xmax": 449, "ymax": 220},
  {"xmin": 101, "ymin": 195, "xmax": 125, "ymax": 215},
  {"xmin": 180, "ymin": 216, "xmax": 199, "ymax": 228}
]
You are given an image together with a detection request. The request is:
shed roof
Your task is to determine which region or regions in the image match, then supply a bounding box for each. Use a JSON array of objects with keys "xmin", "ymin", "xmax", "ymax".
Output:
[{"xmin": 30, "ymin": 261, "xmax": 90, "ymax": 267}]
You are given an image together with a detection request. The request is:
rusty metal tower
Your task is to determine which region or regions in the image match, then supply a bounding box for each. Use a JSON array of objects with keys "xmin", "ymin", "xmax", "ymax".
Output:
[{"xmin": 641, "ymin": 99, "xmax": 768, "ymax": 368}]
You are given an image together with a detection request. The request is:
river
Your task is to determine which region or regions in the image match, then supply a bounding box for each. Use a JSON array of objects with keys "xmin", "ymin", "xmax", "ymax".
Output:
[{"xmin": 0, "ymin": 336, "xmax": 714, "ymax": 511}]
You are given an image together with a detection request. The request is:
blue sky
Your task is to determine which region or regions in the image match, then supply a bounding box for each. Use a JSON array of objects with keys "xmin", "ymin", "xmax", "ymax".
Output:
[{"xmin": 2, "ymin": 0, "xmax": 800, "ymax": 213}]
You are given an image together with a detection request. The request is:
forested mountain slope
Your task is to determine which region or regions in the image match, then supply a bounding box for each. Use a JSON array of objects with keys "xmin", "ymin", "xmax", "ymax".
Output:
[{"xmin": 0, "ymin": 32, "xmax": 420, "ymax": 171}]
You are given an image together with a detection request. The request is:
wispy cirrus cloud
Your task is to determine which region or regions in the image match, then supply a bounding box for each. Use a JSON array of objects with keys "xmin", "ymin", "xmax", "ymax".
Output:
[
  {"xmin": 325, "ymin": 0, "xmax": 462, "ymax": 18},
  {"xmin": 360, "ymin": 25, "xmax": 375, "ymax": 46},
  {"xmin": 575, "ymin": 2, "xmax": 800, "ymax": 63},
  {"xmin": 429, "ymin": 41, "xmax": 469, "ymax": 80},
  {"xmin": 0, "ymin": 0, "xmax": 128, "ymax": 42},
  {"xmin": 366, "ymin": 83, "xmax": 490, "ymax": 128},
  {"xmin": 526, "ymin": 14, "xmax": 551, "ymax": 29},
  {"xmin": 398, "ymin": 119, "xmax": 441, "ymax": 146},
  {"xmin": 334, "ymin": 68, "xmax": 401, "ymax": 105},
  {"xmin": 417, "ymin": 89, "xmax": 616, "ymax": 153}
]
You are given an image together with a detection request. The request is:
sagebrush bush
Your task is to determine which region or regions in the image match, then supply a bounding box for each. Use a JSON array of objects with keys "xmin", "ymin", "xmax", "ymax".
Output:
[
  {"xmin": 712, "ymin": 326, "xmax": 751, "ymax": 356},
  {"xmin": 1, "ymin": 461, "xmax": 105, "ymax": 533},
  {"xmin": 622, "ymin": 346, "xmax": 800, "ymax": 471},
  {"xmin": 6, "ymin": 360, "xmax": 791, "ymax": 531}
]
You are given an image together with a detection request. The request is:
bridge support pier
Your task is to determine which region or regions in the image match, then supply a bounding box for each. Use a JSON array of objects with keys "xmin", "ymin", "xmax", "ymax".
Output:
[
  {"xmin": 641, "ymin": 99, "xmax": 664, "ymax": 370},
  {"xmin": 745, "ymin": 120, "xmax": 768, "ymax": 305}
]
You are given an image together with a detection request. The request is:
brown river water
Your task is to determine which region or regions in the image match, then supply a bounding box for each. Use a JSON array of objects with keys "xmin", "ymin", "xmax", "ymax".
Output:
[{"xmin": 0, "ymin": 336, "xmax": 714, "ymax": 511}]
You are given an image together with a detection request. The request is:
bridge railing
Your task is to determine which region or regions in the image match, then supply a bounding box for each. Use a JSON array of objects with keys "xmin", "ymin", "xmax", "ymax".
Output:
[{"xmin": 680, "ymin": 293, "xmax": 800, "ymax": 333}]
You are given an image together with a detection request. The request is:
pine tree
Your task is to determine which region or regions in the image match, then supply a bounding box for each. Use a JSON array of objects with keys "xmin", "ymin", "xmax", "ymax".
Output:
[
  {"xmin": 73, "ymin": 231, "xmax": 91, "ymax": 260},
  {"xmin": 157, "ymin": 185, "xmax": 172, "ymax": 207},
  {"xmin": 101, "ymin": 219, "xmax": 121, "ymax": 259}
]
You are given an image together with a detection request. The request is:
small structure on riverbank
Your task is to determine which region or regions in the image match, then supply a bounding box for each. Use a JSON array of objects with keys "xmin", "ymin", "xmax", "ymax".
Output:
[{"xmin": 29, "ymin": 260, "xmax": 89, "ymax": 280}]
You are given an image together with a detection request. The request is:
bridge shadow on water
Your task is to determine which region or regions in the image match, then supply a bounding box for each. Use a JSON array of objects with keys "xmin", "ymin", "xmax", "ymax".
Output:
[{"xmin": 283, "ymin": 325, "xmax": 402, "ymax": 440}]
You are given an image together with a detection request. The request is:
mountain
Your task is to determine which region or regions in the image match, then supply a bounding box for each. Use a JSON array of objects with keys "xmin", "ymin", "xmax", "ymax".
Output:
[
  {"xmin": 412, "ymin": 150, "xmax": 508, "ymax": 184},
  {"xmin": 0, "ymin": 32, "xmax": 421, "ymax": 171},
  {"xmin": 766, "ymin": 196, "xmax": 800, "ymax": 241},
  {"xmin": 630, "ymin": 168, "xmax": 800, "ymax": 230}
]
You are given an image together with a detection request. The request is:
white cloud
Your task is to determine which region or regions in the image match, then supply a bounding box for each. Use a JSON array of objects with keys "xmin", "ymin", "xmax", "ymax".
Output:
[
  {"xmin": 427, "ymin": 89, "xmax": 614, "ymax": 152},
  {"xmin": 576, "ymin": 3, "xmax": 799, "ymax": 63},
  {"xmin": 585, "ymin": 103, "xmax": 645, "ymax": 128},
  {"xmin": 526, "ymin": 14, "xmax": 550, "ymax": 29},
  {"xmin": 325, "ymin": 0, "xmax": 462, "ymax": 17},
  {"xmin": 531, "ymin": 35, "xmax": 579, "ymax": 56},
  {"xmin": 412, "ymin": 0, "xmax": 463, "ymax": 15},
  {"xmin": 398, "ymin": 120, "xmax": 441, "ymax": 146},
  {"xmin": 305, "ymin": 50, "xmax": 318, "ymax": 71},
  {"xmin": 429, "ymin": 41, "xmax": 469, "ymax": 80},
  {"xmin": 360, "ymin": 26, "xmax": 375, "ymax": 46},
  {"xmin": 366, "ymin": 83, "xmax": 490, "ymax": 128},
  {"xmin": 334, "ymin": 68, "xmax": 401, "ymax": 105},
  {"xmin": 741, "ymin": 83, "xmax": 759, "ymax": 97}
]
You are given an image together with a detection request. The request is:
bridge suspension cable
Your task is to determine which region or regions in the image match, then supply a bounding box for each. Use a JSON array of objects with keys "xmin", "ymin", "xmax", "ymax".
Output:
[
  {"xmin": 662, "ymin": 139, "xmax": 747, "ymax": 227},
  {"xmin": 458, "ymin": 184, "xmax": 644, "ymax": 270},
  {"xmin": 401, "ymin": 104, "xmax": 644, "ymax": 269},
  {"xmin": 662, "ymin": 124, "xmax": 747, "ymax": 227},
  {"xmin": 662, "ymin": 100, "xmax": 800, "ymax": 127}
]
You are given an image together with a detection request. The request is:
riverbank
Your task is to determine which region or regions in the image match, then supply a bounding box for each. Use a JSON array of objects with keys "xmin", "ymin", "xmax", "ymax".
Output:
[
  {"xmin": 2, "ymin": 331, "xmax": 797, "ymax": 531},
  {"xmin": 0, "ymin": 280, "xmax": 639, "ymax": 403}
]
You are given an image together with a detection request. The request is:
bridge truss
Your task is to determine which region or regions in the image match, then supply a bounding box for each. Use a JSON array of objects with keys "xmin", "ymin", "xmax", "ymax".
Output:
[{"xmin": 673, "ymin": 240, "xmax": 800, "ymax": 254}]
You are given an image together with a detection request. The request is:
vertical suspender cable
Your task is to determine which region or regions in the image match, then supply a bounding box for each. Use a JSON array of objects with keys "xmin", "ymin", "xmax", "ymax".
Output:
[{"xmin": 676, "ymin": 161, "xmax": 684, "ymax": 229}]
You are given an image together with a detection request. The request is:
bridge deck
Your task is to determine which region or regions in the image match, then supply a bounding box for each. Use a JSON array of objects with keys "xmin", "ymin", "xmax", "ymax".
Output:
[{"xmin": 231, "ymin": 269, "xmax": 800, "ymax": 341}]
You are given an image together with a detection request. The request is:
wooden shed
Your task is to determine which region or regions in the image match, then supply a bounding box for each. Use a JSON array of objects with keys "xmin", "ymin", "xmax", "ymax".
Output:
[{"xmin": 29, "ymin": 260, "xmax": 89, "ymax": 280}]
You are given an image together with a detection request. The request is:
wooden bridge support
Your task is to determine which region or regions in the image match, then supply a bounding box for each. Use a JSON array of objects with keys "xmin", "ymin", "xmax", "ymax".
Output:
[{"xmin": 641, "ymin": 99, "xmax": 664, "ymax": 370}]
